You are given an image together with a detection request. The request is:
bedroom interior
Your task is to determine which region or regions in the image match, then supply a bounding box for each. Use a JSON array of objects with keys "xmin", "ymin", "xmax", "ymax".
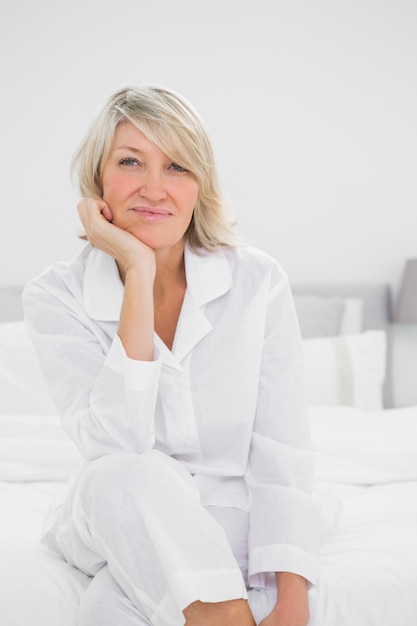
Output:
[{"xmin": 1, "ymin": 0, "xmax": 416, "ymax": 624}]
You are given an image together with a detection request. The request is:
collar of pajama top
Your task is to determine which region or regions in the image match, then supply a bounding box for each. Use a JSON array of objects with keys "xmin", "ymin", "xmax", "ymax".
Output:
[{"xmin": 83, "ymin": 243, "xmax": 232, "ymax": 358}]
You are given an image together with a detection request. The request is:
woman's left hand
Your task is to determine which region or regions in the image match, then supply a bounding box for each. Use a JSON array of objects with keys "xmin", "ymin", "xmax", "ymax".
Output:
[{"xmin": 258, "ymin": 573, "xmax": 310, "ymax": 626}]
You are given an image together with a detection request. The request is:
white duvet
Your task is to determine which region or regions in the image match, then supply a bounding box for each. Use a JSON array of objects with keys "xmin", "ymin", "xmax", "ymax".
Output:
[{"xmin": 1, "ymin": 405, "xmax": 417, "ymax": 626}]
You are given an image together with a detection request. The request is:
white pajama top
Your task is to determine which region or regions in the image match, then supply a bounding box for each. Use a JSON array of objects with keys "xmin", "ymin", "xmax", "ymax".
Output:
[{"xmin": 23, "ymin": 243, "xmax": 320, "ymax": 588}]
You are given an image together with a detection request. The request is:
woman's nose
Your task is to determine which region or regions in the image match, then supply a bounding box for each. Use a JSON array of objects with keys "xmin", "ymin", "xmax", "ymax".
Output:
[{"xmin": 139, "ymin": 169, "xmax": 167, "ymax": 201}]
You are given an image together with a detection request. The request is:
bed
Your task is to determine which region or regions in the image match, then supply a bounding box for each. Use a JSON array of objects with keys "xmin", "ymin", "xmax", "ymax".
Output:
[{"xmin": 1, "ymin": 281, "xmax": 417, "ymax": 625}]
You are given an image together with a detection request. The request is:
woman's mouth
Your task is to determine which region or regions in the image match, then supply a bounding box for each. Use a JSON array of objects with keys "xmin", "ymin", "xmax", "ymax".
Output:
[{"xmin": 130, "ymin": 207, "xmax": 172, "ymax": 222}]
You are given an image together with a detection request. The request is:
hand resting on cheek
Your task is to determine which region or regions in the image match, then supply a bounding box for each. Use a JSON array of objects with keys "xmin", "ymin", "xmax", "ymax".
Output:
[{"xmin": 77, "ymin": 198, "xmax": 156, "ymax": 277}]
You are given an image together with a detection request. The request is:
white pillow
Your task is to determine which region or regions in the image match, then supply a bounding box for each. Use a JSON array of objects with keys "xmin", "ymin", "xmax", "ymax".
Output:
[
  {"xmin": 302, "ymin": 330, "xmax": 386, "ymax": 410},
  {"xmin": 0, "ymin": 321, "xmax": 57, "ymax": 414},
  {"xmin": 340, "ymin": 297, "xmax": 364, "ymax": 334}
]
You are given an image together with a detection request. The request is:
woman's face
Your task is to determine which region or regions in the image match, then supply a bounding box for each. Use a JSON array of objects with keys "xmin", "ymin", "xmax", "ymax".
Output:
[{"xmin": 101, "ymin": 121, "xmax": 198, "ymax": 251}]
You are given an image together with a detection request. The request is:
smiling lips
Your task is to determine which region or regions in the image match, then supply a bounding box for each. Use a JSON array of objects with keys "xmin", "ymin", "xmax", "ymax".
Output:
[{"xmin": 130, "ymin": 207, "xmax": 172, "ymax": 222}]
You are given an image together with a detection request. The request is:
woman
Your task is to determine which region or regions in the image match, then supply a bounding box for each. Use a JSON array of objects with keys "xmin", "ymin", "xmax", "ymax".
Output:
[{"xmin": 23, "ymin": 85, "xmax": 320, "ymax": 626}]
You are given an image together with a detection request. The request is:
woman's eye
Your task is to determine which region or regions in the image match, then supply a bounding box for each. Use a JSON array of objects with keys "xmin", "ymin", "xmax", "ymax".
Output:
[
  {"xmin": 119, "ymin": 157, "xmax": 139, "ymax": 166},
  {"xmin": 169, "ymin": 163, "xmax": 188, "ymax": 172}
]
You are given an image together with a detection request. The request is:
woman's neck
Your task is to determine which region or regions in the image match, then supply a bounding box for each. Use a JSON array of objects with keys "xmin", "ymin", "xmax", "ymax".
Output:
[{"xmin": 153, "ymin": 241, "xmax": 186, "ymax": 297}]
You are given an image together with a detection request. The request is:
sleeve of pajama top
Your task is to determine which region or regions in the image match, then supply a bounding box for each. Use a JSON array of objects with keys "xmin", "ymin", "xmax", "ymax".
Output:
[
  {"xmin": 245, "ymin": 262, "xmax": 320, "ymax": 588},
  {"xmin": 22, "ymin": 263, "xmax": 162, "ymax": 460}
]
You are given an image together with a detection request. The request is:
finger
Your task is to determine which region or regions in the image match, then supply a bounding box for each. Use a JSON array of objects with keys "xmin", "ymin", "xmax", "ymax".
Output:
[
  {"xmin": 77, "ymin": 198, "xmax": 108, "ymax": 230},
  {"xmin": 101, "ymin": 204, "xmax": 113, "ymax": 222},
  {"xmin": 78, "ymin": 197, "xmax": 104, "ymax": 215}
]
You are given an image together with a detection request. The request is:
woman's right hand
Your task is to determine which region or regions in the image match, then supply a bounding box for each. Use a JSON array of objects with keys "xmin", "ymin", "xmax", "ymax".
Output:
[
  {"xmin": 78, "ymin": 198, "xmax": 156, "ymax": 360},
  {"xmin": 77, "ymin": 198, "xmax": 156, "ymax": 278}
]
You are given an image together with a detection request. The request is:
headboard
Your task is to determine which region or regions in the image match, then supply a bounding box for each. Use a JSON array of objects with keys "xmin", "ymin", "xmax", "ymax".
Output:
[{"xmin": 291, "ymin": 282, "xmax": 392, "ymax": 331}]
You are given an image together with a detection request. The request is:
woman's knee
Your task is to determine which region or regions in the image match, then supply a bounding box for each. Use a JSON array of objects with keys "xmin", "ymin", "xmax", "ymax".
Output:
[{"xmin": 77, "ymin": 449, "xmax": 196, "ymax": 519}]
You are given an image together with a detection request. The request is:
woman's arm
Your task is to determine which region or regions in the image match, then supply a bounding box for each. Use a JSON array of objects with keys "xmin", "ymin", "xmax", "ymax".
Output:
[
  {"xmin": 117, "ymin": 263, "xmax": 155, "ymax": 361},
  {"xmin": 245, "ymin": 263, "xmax": 320, "ymax": 619},
  {"xmin": 77, "ymin": 198, "xmax": 156, "ymax": 361}
]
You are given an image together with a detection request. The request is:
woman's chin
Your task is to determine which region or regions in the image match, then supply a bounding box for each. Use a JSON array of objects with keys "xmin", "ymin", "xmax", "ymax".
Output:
[{"xmin": 126, "ymin": 227, "xmax": 186, "ymax": 254}]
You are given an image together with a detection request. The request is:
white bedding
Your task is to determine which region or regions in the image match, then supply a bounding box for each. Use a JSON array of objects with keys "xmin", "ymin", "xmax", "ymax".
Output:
[
  {"xmin": 310, "ymin": 405, "xmax": 417, "ymax": 625},
  {"xmin": 314, "ymin": 480, "xmax": 417, "ymax": 625},
  {"xmin": 0, "ymin": 481, "xmax": 89, "ymax": 625},
  {"xmin": 1, "ymin": 406, "xmax": 417, "ymax": 626}
]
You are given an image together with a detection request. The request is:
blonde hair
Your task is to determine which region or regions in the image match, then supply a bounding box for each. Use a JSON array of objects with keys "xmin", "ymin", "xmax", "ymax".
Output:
[{"xmin": 71, "ymin": 85, "xmax": 237, "ymax": 252}]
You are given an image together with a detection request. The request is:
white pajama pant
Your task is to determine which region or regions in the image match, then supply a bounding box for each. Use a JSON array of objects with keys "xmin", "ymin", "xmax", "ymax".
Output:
[{"xmin": 43, "ymin": 450, "xmax": 278, "ymax": 626}]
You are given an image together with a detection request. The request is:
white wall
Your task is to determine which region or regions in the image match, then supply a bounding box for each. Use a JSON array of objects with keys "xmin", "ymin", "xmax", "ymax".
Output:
[{"xmin": 1, "ymin": 0, "xmax": 416, "ymax": 306}]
